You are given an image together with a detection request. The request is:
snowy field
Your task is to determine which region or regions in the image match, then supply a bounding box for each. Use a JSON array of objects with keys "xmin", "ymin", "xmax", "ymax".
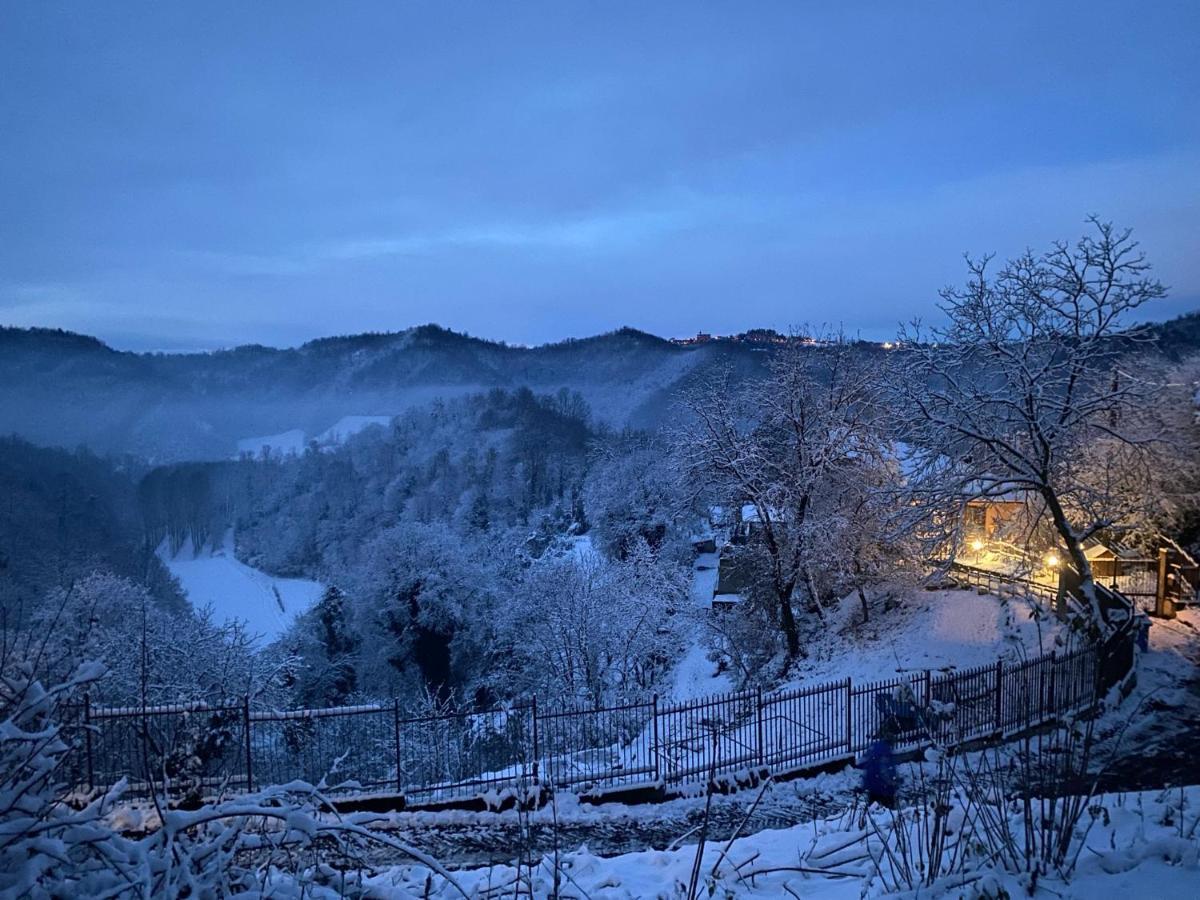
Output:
[{"xmin": 157, "ymin": 530, "xmax": 324, "ymax": 644}]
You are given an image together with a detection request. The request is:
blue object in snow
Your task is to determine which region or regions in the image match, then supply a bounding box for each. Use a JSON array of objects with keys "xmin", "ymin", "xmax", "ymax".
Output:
[{"xmin": 861, "ymin": 737, "xmax": 898, "ymax": 805}]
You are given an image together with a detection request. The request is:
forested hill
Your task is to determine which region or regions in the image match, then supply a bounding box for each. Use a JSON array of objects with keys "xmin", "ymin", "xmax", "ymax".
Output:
[
  {"xmin": 0, "ymin": 324, "xmax": 771, "ymax": 461},
  {"xmin": 0, "ymin": 436, "xmax": 185, "ymax": 617},
  {"xmin": 3, "ymin": 313, "xmax": 1194, "ymax": 462}
]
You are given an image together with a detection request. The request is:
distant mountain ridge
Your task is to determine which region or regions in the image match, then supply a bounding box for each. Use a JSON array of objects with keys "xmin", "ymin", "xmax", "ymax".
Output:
[
  {"xmin": 3, "ymin": 313, "xmax": 1194, "ymax": 463},
  {"xmin": 0, "ymin": 323, "xmax": 770, "ymax": 461}
]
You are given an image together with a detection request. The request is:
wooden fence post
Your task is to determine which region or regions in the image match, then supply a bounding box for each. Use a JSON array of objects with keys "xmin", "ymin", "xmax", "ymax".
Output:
[
  {"xmin": 243, "ymin": 695, "xmax": 253, "ymax": 793},
  {"xmin": 1155, "ymin": 547, "xmax": 1176, "ymax": 619},
  {"xmin": 393, "ymin": 698, "xmax": 403, "ymax": 794}
]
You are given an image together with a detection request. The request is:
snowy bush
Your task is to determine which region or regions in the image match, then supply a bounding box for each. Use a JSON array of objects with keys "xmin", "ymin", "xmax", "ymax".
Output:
[
  {"xmin": 23, "ymin": 571, "xmax": 271, "ymax": 708},
  {"xmin": 0, "ymin": 661, "xmax": 462, "ymax": 898}
]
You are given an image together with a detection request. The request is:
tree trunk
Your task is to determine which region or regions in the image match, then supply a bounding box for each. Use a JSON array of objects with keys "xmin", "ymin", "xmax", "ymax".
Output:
[
  {"xmin": 852, "ymin": 557, "xmax": 869, "ymax": 624},
  {"xmin": 804, "ymin": 568, "xmax": 827, "ymax": 623},
  {"xmin": 777, "ymin": 588, "xmax": 802, "ymax": 661},
  {"xmin": 1041, "ymin": 488, "xmax": 1099, "ymax": 623}
]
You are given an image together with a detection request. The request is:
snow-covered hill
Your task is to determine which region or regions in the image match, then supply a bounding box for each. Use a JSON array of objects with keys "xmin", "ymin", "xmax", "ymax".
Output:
[
  {"xmin": 156, "ymin": 530, "xmax": 323, "ymax": 643},
  {"xmin": 236, "ymin": 415, "xmax": 391, "ymax": 459}
]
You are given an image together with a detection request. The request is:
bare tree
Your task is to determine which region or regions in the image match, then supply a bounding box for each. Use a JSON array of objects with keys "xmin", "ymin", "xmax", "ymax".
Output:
[
  {"xmin": 675, "ymin": 331, "xmax": 885, "ymax": 665},
  {"xmin": 896, "ymin": 218, "xmax": 1168, "ymax": 622}
]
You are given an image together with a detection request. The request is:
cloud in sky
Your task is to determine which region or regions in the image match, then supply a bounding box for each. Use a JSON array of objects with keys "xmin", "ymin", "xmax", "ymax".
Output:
[{"xmin": 1, "ymin": 1, "xmax": 1197, "ymax": 349}]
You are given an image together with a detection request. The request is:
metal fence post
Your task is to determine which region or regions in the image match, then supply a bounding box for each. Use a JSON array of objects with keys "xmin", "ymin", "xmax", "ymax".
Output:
[
  {"xmin": 651, "ymin": 693, "xmax": 660, "ymax": 783},
  {"xmin": 530, "ymin": 695, "xmax": 540, "ymax": 786},
  {"xmin": 923, "ymin": 670, "xmax": 934, "ymax": 743},
  {"xmin": 242, "ymin": 695, "xmax": 253, "ymax": 793},
  {"xmin": 393, "ymin": 698, "xmax": 403, "ymax": 794},
  {"xmin": 994, "ymin": 659, "xmax": 1004, "ymax": 733},
  {"xmin": 1037, "ymin": 653, "xmax": 1047, "ymax": 721},
  {"xmin": 1048, "ymin": 650, "xmax": 1058, "ymax": 717},
  {"xmin": 83, "ymin": 693, "xmax": 95, "ymax": 791},
  {"xmin": 755, "ymin": 686, "xmax": 764, "ymax": 766},
  {"xmin": 844, "ymin": 678, "xmax": 853, "ymax": 754}
]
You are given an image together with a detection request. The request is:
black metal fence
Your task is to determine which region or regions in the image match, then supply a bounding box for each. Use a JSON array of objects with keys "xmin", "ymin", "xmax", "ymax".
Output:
[{"xmin": 74, "ymin": 633, "xmax": 1127, "ymax": 805}]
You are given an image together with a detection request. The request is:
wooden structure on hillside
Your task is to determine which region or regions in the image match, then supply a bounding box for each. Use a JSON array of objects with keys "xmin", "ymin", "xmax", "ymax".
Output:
[{"xmin": 962, "ymin": 495, "xmax": 1027, "ymax": 543}]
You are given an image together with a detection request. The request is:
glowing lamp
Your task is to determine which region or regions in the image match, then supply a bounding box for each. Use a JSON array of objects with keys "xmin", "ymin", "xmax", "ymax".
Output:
[
  {"xmin": 1044, "ymin": 552, "xmax": 1060, "ymax": 569},
  {"xmin": 970, "ymin": 539, "xmax": 984, "ymax": 552}
]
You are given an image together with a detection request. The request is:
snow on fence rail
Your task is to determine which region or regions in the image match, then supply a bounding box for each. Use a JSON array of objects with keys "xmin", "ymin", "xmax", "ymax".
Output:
[{"xmin": 68, "ymin": 630, "xmax": 1131, "ymax": 807}]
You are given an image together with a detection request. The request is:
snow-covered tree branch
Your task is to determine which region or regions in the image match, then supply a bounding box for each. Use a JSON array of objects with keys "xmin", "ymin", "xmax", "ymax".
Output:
[{"xmin": 895, "ymin": 218, "xmax": 1169, "ymax": 623}]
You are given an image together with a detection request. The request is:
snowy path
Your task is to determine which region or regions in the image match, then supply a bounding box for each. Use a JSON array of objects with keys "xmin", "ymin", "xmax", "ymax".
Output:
[
  {"xmin": 670, "ymin": 641, "xmax": 733, "ymax": 701},
  {"xmin": 1091, "ymin": 607, "xmax": 1200, "ymax": 792},
  {"xmin": 157, "ymin": 530, "xmax": 324, "ymax": 644},
  {"xmin": 669, "ymin": 551, "xmax": 731, "ymax": 701}
]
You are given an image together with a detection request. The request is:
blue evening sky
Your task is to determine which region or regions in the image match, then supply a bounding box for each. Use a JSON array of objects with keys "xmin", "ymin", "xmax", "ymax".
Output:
[{"xmin": 2, "ymin": 2, "xmax": 1197, "ymax": 350}]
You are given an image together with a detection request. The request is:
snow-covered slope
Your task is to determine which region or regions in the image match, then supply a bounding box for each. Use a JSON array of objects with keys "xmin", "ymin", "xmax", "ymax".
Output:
[
  {"xmin": 236, "ymin": 415, "xmax": 391, "ymax": 459},
  {"xmin": 157, "ymin": 530, "xmax": 323, "ymax": 643},
  {"xmin": 784, "ymin": 585, "xmax": 1065, "ymax": 688},
  {"xmin": 236, "ymin": 429, "xmax": 307, "ymax": 458},
  {"xmin": 315, "ymin": 414, "xmax": 391, "ymax": 444}
]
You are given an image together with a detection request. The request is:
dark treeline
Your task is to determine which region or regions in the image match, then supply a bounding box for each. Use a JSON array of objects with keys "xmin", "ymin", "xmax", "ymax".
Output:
[{"xmin": 0, "ymin": 436, "xmax": 184, "ymax": 619}]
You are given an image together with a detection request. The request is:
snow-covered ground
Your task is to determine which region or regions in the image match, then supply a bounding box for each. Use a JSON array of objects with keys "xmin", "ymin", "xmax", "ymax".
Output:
[
  {"xmin": 670, "ymin": 640, "xmax": 733, "ymax": 701},
  {"xmin": 366, "ymin": 784, "xmax": 1200, "ymax": 897},
  {"xmin": 569, "ymin": 533, "xmax": 599, "ymax": 562},
  {"xmin": 669, "ymin": 550, "xmax": 731, "ymax": 701},
  {"xmin": 689, "ymin": 551, "xmax": 719, "ymax": 609},
  {"xmin": 157, "ymin": 530, "xmax": 324, "ymax": 643},
  {"xmin": 236, "ymin": 414, "xmax": 391, "ymax": 458},
  {"xmin": 673, "ymin": 562, "xmax": 1066, "ymax": 702},
  {"xmin": 784, "ymin": 584, "xmax": 1066, "ymax": 688},
  {"xmin": 1090, "ymin": 606, "xmax": 1200, "ymax": 792},
  {"xmin": 236, "ymin": 427, "xmax": 307, "ymax": 458},
  {"xmin": 315, "ymin": 414, "xmax": 392, "ymax": 444}
]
